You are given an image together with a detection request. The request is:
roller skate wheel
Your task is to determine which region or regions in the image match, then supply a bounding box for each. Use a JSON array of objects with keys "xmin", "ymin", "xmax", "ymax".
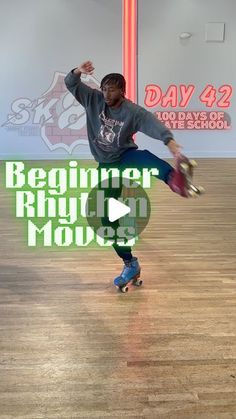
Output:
[
  {"xmin": 133, "ymin": 279, "xmax": 143, "ymax": 287},
  {"xmin": 188, "ymin": 190, "xmax": 198, "ymax": 198},
  {"xmin": 180, "ymin": 162, "xmax": 189, "ymax": 171},
  {"xmin": 190, "ymin": 159, "xmax": 197, "ymax": 167},
  {"xmin": 121, "ymin": 285, "xmax": 129, "ymax": 293},
  {"xmin": 198, "ymin": 186, "xmax": 205, "ymax": 194}
]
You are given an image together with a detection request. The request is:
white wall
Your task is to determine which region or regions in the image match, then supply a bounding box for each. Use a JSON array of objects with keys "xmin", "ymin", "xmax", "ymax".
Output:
[
  {"xmin": 137, "ymin": 0, "xmax": 236, "ymax": 157},
  {"xmin": 0, "ymin": 0, "xmax": 122, "ymax": 159},
  {"xmin": 1, "ymin": 0, "xmax": 235, "ymax": 159}
]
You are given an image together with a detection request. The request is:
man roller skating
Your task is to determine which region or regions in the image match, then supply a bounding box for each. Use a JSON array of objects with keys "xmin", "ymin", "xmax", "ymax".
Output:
[{"xmin": 64, "ymin": 60, "xmax": 204, "ymax": 292}]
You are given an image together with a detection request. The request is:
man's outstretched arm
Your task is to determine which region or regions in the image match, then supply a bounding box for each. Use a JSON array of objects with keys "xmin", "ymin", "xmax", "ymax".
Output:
[
  {"xmin": 134, "ymin": 107, "xmax": 182, "ymax": 156},
  {"xmin": 64, "ymin": 60, "xmax": 97, "ymax": 108}
]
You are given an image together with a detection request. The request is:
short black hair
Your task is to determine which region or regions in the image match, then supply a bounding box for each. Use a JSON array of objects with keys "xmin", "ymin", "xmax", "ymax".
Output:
[{"xmin": 100, "ymin": 73, "xmax": 126, "ymax": 96}]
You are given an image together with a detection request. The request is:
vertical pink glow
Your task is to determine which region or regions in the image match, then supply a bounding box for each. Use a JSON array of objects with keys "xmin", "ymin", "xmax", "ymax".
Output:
[{"xmin": 123, "ymin": 0, "xmax": 137, "ymax": 103}]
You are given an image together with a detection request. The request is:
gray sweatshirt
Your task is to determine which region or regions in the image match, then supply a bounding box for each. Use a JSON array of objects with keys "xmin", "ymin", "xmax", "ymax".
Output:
[{"xmin": 64, "ymin": 70, "xmax": 174, "ymax": 163}]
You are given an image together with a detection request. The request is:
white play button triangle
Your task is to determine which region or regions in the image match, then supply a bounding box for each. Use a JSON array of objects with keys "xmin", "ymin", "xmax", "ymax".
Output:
[{"xmin": 108, "ymin": 198, "xmax": 130, "ymax": 222}]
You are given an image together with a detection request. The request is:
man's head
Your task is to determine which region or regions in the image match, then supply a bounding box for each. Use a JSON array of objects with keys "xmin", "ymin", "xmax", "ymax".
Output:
[{"xmin": 100, "ymin": 73, "xmax": 126, "ymax": 108}]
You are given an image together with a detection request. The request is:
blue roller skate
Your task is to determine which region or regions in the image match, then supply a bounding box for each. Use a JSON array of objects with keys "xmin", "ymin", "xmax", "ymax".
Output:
[{"xmin": 114, "ymin": 257, "xmax": 142, "ymax": 293}]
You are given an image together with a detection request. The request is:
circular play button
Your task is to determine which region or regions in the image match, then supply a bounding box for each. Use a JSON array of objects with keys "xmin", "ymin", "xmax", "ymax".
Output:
[{"xmin": 85, "ymin": 176, "xmax": 151, "ymax": 245}]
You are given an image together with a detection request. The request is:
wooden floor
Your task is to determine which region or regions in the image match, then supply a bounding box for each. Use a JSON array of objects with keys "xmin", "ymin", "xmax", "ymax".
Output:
[{"xmin": 1, "ymin": 159, "xmax": 236, "ymax": 419}]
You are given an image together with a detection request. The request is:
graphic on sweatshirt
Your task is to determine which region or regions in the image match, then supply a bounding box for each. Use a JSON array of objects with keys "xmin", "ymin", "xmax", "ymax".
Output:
[{"xmin": 96, "ymin": 111, "xmax": 124, "ymax": 151}]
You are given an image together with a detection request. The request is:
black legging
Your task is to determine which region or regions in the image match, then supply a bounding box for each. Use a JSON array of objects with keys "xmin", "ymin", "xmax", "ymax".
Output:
[{"xmin": 98, "ymin": 148, "xmax": 173, "ymax": 260}]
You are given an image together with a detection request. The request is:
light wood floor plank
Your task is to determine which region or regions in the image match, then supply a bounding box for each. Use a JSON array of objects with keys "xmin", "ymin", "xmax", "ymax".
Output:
[{"xmin": 0, "ymin": 159, "xmax": 236, "ymax": 418}]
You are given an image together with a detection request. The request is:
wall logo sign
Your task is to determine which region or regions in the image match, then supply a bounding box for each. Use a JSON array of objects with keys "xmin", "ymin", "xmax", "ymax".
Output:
[
  {"xmin": 144, "ymin": 83, "xmax": 232, "ymax": 130},
  {"xmin": 2, "ymin": 72, "xmax": 100, "ymax": 153}
]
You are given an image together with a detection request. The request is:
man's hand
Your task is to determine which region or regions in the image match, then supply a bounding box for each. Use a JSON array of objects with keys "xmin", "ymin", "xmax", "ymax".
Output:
[
  {"xmin": 74, "ymin": 61, "xmax": 95, "ymax": 75},
  {"xmin": 167, "ymin": 139, "xmax": 182, "ymax": 156}
]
